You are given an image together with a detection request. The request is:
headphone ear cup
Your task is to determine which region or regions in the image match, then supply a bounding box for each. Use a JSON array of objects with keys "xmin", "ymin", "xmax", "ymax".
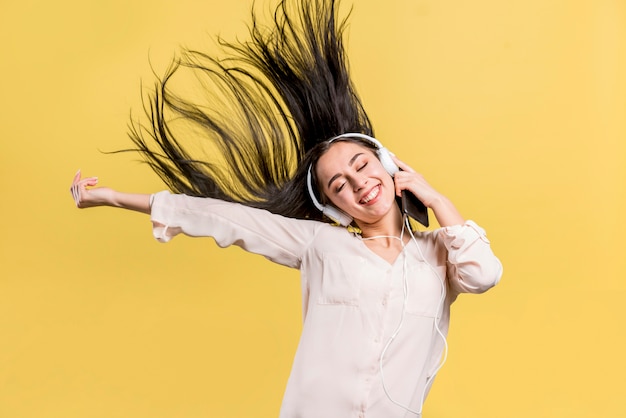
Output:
[
  {"xmin": 323, "ymin": 205, "xmax": 353, "ymax": 226},
  {"xmin": 307, "ymin": 164, "xmax": 353, "ymax": 226},
  {"xmin": 377, "ymin": 148, "xmax": 399, "ymax": 176}
]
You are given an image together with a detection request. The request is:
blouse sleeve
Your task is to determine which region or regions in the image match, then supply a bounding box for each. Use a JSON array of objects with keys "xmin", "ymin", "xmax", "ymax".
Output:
[
  {"xmin": 439, "ymin": 220, "xmax": 503, "ymax": 294},
  {"xmin": 149, "ymin": 191, "xmax": 319, "ymax": 269}
]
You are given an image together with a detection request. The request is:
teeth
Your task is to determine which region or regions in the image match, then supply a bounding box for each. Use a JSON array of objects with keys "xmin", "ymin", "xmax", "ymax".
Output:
[{"xmin": 361, "ymin": 186, "xmax": 379, "ymax": 203}]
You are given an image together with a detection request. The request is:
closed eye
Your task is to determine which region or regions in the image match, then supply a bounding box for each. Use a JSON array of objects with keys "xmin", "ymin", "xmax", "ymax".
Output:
[{"xmin": 327, "ymin": 152, "xmax": 367, "ymax": 193}]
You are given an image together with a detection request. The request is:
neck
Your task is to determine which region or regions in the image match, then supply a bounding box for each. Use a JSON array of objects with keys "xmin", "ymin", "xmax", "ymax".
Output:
[{"xmin": 357, "ymin": 205, "xmax": 405, "ymax": 239}]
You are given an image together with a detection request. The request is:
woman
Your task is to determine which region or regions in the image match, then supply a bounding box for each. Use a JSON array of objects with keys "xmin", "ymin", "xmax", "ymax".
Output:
[{"xmin": 71, "ymin": 0, "xmax": 502, "ymax": 416}]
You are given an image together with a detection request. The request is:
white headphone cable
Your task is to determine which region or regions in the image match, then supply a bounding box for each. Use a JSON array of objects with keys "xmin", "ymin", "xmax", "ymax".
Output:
[
  {"xmin": 363, "ymin": 219, "xmax": 422, "ymax": 414},
  {"xmin": 365, "ymin": 216, "xmax": 449, "ymax": 416},
  {"xmin": 405, "ymin": 216, "xmax": 449, "ymax": 415}
]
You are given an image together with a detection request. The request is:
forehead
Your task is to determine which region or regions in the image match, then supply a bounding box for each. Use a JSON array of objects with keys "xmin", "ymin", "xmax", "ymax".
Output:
[{"xmin": 316, "ymin": 141, "xmax": 375, "ymax": 178}]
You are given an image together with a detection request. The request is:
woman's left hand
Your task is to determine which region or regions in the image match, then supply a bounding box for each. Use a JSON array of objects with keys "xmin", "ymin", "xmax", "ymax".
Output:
[
  {"xmin": 390, "ymin": 155, "xmax": 465, "ymax": 227},
  {"xmin": 390, "ymin": 155, "xmax": 442, "ymax": 208}
]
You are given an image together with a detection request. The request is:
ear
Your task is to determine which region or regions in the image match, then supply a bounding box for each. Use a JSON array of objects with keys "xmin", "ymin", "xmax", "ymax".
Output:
[{"xmin": 306, "ymin": 163, "xmax": 353, "ymax": 226}]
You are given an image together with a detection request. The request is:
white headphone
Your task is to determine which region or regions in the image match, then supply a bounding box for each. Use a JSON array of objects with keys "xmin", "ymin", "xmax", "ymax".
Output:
[{"xmin": 306, "ymin": 133, "xmax": 399, "ymax": 226}]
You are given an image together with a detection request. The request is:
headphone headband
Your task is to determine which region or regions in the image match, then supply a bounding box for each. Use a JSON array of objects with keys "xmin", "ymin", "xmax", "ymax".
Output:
[{"xmin": 329, "ymin": 133, "xmax": 382, "ymax": 147}]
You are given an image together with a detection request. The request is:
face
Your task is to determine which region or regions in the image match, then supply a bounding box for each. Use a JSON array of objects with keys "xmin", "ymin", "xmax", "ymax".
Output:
[{"xmin": 315, "ymin": 141, "xmax": 398, "ymax": 225}]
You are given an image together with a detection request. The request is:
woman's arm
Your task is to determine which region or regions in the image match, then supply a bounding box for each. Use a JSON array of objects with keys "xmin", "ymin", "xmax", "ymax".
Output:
[
  {"xmin": 388, "ymin": 158, "xmax": 502, "ymax": 292},
  {"xmin": 70, "ymin": 170, "xmax": 151, "ymax": 214},
  {"xmin": 70, "ymin": 171, "xmax": 319, "ymax": 269},
  {"xmin": 440, "ymin": 221, "xmax": 503, "ymax": 294},
  {"xmin": 148, "ymin": 191, "xmax": 318, "ymax": 269}
]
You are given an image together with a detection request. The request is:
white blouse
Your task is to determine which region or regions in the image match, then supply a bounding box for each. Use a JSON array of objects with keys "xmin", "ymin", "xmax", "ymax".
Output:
[{"xmin": 150, "ymin": 191, "xmax": 502, "ymax": 418}]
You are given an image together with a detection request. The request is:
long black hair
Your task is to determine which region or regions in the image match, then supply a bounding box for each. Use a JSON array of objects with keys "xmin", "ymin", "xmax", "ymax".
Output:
[{"xmin": 128, "ymin": 0, "xmax": 374, "ymax": 221}]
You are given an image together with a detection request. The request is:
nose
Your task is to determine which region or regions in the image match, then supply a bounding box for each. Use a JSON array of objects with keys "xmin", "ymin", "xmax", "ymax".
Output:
[{"xmin": 352, "ymin": 174, "xmax": 368, "ymax": 191}]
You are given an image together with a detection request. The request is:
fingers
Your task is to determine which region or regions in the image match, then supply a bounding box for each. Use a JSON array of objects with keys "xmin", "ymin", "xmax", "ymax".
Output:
[
  {"xmin": 70, "ymin": 169, "xmax": 98, "ymax": 208},
  {"xmin": 70, "ymin": 170, "xmax": 80, "ymax": 206},
  {"xmin": 388, "ymin": 154, "xmax": 421, "ymax": 197},
  {"xmin": 393, "ymin": 169, "xmax": 427, "ymax": 197},
  {"xmin": 71, "ymin": 186, "xmax": 77, "ymax": 206},
  {"xmin": 390, "ymin": 154, "xmax": 416, "ymax": 173}
]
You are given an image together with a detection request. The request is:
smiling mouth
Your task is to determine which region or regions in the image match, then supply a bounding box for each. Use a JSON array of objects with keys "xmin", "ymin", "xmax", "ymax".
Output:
[{"xmin": 360, "ymin": 185, "xmax": 381, "ymax": 204}]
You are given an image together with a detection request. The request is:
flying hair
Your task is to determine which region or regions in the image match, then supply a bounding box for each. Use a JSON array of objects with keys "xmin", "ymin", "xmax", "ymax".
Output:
[{"xmin": 126, "ymin": 0, "xmax": 374, "ymax": 221}]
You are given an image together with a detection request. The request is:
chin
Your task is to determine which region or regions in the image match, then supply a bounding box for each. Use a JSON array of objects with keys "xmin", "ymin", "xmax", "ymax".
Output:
[{"xmin": 356, "ymin": 204, "xmax": 397, "ymax": 225}]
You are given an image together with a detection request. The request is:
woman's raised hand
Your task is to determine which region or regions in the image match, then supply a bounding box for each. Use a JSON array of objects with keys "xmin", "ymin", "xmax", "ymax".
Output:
[
  {"xmin": 390, "ymin": 155, "xmax": 465, "ymax": 227},
  {"xmin": 390, "ymin": 156, "xmax": 441, "ymax": 208},
  {"xmin": 70, "ymin": 170, "xmax": 152, "ymax": 214},
  {"xmin": 70, "ymin": 170, "xmax": 115, "ymax": 209}
]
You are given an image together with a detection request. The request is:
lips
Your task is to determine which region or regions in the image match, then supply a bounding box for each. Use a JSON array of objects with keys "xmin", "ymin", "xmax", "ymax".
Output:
[{"xmin": 359, "ymin": 184, "xmax": 381, "ymax": 204}]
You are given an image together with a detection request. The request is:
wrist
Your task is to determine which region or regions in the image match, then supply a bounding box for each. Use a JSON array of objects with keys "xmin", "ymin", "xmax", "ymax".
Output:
[
  {"xmin": 429, "ymin": 194, "xmax": 464, "ymax": 227},
  {"xmin": 108, "ymin": 190, "xmax": 124, "ymax": 208},
  {"xmin": 426, "ymin": 193, "xmax": 446, "ymax": 210}
]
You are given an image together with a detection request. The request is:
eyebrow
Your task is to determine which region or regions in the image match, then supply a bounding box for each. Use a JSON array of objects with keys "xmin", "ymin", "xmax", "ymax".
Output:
[{"xmin": 327, "ymin": 152, "xmax": 364, "ymax": 188}]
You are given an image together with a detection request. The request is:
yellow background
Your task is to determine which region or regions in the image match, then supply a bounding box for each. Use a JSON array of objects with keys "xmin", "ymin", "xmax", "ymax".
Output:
[{"xmin": 1, "ymin": 0, "xmax": 624, "ymax": 417}]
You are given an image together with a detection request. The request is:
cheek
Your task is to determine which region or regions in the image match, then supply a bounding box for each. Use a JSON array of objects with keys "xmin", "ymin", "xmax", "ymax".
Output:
[
  {"xmin": 318, "ymin": 184, "xmax": 342, "ymax": 206},
  {"xmin": 324, "ymin": 188, "xmax": 359, "ymax": 215},
  {"xmin": 382, "ymin": 173, "xmax": 397, "ymax": 195},
  {"xmin": 328, "ymin": 191, "xmax": 352, "ymax": 210}
]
